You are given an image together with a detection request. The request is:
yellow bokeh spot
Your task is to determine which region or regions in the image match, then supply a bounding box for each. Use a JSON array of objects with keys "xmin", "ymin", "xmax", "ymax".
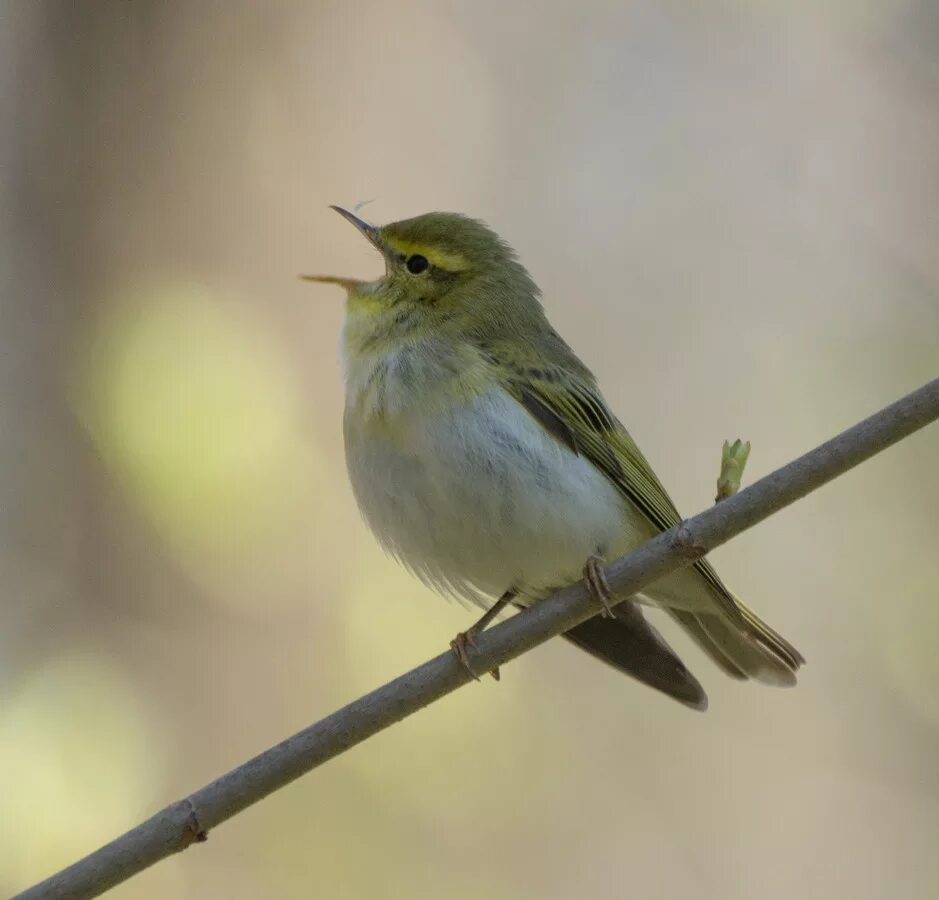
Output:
[
  {"xmin": 73, "ymin": 286, "xmax": 323, "ymax": 598},
  {"xmin": 0, "ymin": 653, "xmax": 170, "ymax": 894}
]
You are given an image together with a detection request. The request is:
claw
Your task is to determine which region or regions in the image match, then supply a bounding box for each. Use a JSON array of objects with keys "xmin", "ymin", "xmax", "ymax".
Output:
[
  {"xmin": 448, "ymin": 590, "xmax": 516, "ymax": 682},
  {"xmin": 584, "ymin": 555, "xmax": 616, "ymax": 617},
  {"xmin": 450, "ymin": 630, "xmax": 481, "ymax": 681}
]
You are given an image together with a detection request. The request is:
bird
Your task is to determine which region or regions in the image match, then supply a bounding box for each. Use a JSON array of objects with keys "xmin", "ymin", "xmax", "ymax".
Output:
[{"xmin": 302, "ymin": 207, "xmax": 804, "ymax": 710}]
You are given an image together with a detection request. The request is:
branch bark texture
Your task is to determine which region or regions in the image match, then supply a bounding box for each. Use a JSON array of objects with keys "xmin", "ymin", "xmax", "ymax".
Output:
[{"xmin": 15, "ymin": 377, "xmax": 939, "ymax": 900}]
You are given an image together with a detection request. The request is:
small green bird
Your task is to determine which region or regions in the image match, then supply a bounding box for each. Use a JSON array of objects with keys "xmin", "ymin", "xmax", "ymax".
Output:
[{"xmin": 304, "ymin": 207, "xmax": 804, "ymax": 710}]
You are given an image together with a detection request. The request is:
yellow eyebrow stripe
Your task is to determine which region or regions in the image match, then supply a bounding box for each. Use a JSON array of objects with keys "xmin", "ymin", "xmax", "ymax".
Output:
[{"xmin": 382, "ymin": 236, "xmax": 470, "ymax": 272}]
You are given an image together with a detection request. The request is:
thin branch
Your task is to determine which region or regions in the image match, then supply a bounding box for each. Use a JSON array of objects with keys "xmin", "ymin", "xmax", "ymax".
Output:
[{"xmin": 15, "ymin": 377, "xmax": 939, "ymax": 900}]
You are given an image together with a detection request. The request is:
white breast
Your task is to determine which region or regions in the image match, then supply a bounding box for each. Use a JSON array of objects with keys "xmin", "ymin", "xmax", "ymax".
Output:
[{"xmin": 344, "ymin": 385, "xmax": 653, "ymax": 607}]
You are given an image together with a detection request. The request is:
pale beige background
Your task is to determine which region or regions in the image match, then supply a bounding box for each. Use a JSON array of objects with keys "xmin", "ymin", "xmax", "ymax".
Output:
[{"xmin": 1, "ymin": 2, "xmax": 937, "ymax": 898}]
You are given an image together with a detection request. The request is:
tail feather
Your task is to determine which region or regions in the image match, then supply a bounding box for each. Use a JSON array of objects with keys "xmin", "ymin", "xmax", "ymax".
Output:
[
  {"xmin": 562, "ymin": 600, "xmax": 708, "ymax": 711},
  {"xmin": 697, "ymin": 612, "xmax": 797, "ymax": 686},
  {"xmin": 667, "ymin": 609, "xmax": 748, "ymax": 680},
  {"xmin": 738, "ymin": 600, "xmax": 805, "ymax": 670},
  {"xmin": 666, "ymin": 597, "xmax": 804, "ymax": 687}
]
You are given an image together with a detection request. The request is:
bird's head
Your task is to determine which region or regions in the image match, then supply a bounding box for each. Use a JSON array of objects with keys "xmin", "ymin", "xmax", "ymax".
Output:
[{"xmin": 302, "ymin": 207, "xmax": 542, "ymax": 342}]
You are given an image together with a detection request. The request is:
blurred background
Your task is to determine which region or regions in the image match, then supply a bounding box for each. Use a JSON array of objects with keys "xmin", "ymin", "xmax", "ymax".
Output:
[{"xmin": 1, "ymin": 1, "xmax": 937, "ymax": 897}]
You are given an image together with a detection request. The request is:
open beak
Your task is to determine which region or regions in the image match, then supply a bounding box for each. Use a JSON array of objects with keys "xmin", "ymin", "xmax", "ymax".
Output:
[
  {"xmin": 298, "ymin": 205, "xmax": 382, "ymax": 289},
  {"xmin": 328, "ymin": 205, "xmax": 382, "ymax": 249},
  {"xmin": 298, "ymin": 274, "xmax": 366, "ymax": 290}
]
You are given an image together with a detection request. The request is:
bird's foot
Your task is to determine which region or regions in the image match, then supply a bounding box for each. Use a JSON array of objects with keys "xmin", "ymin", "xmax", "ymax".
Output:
[
  {"xmin": 450, "ymin": 629, "xmax": 482, "ymax": 681},
  {"xmin": 583, "ymin": 555, "xmax": 616, "ymax": 618},
  {"xmin": 449, "ymin": 591, "xmax": 517, "ymax": 682},
  {"xmin": 449, "ymin": 628, "xmax": 502, "ymax": 681}
]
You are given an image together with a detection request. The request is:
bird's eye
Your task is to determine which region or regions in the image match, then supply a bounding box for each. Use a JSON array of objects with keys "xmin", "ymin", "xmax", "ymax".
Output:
[{"xmin": 406, "ymin": 254, "xmax": 429, "ymax": 274}]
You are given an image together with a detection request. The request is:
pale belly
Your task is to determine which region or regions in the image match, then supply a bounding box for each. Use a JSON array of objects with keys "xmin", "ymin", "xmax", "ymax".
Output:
[{"xmin": 344, "ymin": 387, "xmax": 655, "ymax": 607}]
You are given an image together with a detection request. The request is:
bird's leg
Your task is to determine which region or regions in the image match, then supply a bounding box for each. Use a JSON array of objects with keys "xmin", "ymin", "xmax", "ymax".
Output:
[
  {"xmin": 583, "ymin": 555, "xmax": 616, "ymax": 618},
  {"xmin": 450, "ymin": 590, "xmax": 516, "ymax": 681}
]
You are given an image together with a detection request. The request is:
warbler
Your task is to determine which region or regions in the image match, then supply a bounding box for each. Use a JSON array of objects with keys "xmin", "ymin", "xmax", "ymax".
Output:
[{"xmin": 304, "ymin": 207, "xmax": 804, "ymax": 710}]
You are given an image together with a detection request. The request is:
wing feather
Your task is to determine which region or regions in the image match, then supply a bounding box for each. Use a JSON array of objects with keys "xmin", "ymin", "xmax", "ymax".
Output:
[
  {"xmin": 491, "ymin": 358, "xmax": 744, "ymax": 622},
  {"xmin": 474, "ymin": 335, "xmax": 803, "ymax": 679}
]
